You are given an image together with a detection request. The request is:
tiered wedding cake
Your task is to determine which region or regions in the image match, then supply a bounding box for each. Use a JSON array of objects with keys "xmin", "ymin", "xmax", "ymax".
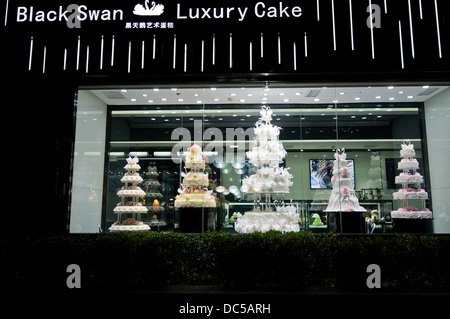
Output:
[
  {"xmin": 391, "ymin": 140, "xmax": 432, "ymax": 219},
  {"xmin": 235, "ymin": 106, "xmax": 299, "ymax": 233},
  {"xmin": 324, "ymin": 149, "xmax": 366, "ymax": 212},
  {"xmin": 144, "ymin": 162, "xmax": 166, "ymax": 224},
  {"xmin": 109, "ymin": 153, "xmax": 150, "ymax": 232},
  {"xmin": 175, "ymin": 144, "xmax": 216, "ymax": 208}
]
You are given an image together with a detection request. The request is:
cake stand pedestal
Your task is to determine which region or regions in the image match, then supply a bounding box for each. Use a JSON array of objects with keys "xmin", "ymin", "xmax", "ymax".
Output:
[
  {"xmin": 178, "ymin": 207, "xmax": 216, "ymax": 233},
  {"xmin": 393, "ymin": 218, "xmax": 432, "ymax": 233},
  {"xmin": 327, "ymin": 211, "xmax": 366, "ymax": 233}
]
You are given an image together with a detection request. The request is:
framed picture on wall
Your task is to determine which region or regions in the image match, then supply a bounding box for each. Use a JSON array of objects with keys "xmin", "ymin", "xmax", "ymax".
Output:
[{"xmin": 310, "ymin": 159, "xmax": 355, "ymax": 189}]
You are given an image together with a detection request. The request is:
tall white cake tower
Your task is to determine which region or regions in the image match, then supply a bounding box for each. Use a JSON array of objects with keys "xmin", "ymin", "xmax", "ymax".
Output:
[
  {"xmin": 235, "ymin": 106, "xmax": 299, "ymax": 233},
  {"xmin": 324, "ymin": 149, "xmax": 366, "ymax": 212},
  {"xmin": 109, "ymin": 153, "xmax": 151, "ymax": 232},
  {"xmin": 391, "ymin": 140, "xmax": 432, "ymax": 219}
]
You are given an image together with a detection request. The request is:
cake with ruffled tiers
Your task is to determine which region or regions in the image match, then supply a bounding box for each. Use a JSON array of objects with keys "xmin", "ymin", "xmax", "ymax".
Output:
[
  {"xmin": 234, "ymin": 206, "xmax": 300, "ymax": 233},
  {"xmin": 391, "ymin": 140, "xmax": 432, "ymax": 220},
  {"xmin": 175, "ymin": 144, "xmax": 216, "ymax": 208},
  {"xmin": 235, "ymin": 106, "xmax": 299, "ymax": 234},
  {"xmin": 325, "ymin": 149, "xmax": 366, "ymax": 212},
  {"xmin": 241, "ymin": 165, "xmax": 293, "ymax": 193},
  {"xmin": 110, "ymin": 154, "xmax": 150, "ymax": 232}
]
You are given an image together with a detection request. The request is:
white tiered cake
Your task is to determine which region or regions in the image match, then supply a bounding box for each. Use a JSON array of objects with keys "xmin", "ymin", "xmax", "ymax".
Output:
[
  {"xmin": 324, "ymin": 149, "xmax": 366, "ymax": 212},
  {"xmin": 109, "ymin": 154, "xmax": 150, "ymax": 232},
  {"xmin": 175, "ymin": 144, "xmax": 216, "ymax": 208},
  {"xmin": 391, "ymin": 140, "xmax": 432, "ymax": 219},
  {"xmin": 235, "ymin": 106, "xmax": 299, "ymax": 233}
]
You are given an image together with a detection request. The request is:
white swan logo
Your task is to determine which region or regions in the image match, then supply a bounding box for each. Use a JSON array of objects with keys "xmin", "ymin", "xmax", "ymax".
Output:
[{"xmin": 133, "ymin": 1, "xmax": 164, "ymax": 16}]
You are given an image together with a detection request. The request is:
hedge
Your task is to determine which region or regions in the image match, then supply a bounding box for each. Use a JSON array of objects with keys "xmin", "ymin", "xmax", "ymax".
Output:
[{"xmin": 2, "ymin": 232, "xmax": 449, "ymax": 291}]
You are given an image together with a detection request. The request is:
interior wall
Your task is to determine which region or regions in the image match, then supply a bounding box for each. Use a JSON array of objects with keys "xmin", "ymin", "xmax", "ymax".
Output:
[
  {"xmin": 425, "ymin": 88, "xmax": 450, "ymax": 233},
  {"xmin": 69, "ymin": 91, "xmax": 108, "ymax": 233}
]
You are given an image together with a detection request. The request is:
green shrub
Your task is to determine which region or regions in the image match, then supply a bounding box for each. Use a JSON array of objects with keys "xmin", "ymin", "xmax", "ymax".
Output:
[{"xmin": 2, "ymin": 232, "xmax": 449, "ymax": 291}]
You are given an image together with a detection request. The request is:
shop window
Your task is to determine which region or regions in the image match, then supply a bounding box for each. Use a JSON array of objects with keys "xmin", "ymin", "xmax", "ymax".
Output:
[{"xmin": 70, "ymin": 84, "xmax": 450, "ymax": 234}]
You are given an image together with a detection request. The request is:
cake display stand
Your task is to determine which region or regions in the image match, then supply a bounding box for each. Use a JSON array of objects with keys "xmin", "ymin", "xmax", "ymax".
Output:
[
  {"xmin": 324, "ymin": 149, "xmax": 367, "ymax": 233},
  {"xmin": 144, "ymin": 162, "xmax": 167, "ymax": 230},
  {"xmin": 109, "ymin": 154, "xmax": 150, "ymax": 232},
  {"xmin": 391, "ymin": 140, "xmax": 432, "ymax": 233}
]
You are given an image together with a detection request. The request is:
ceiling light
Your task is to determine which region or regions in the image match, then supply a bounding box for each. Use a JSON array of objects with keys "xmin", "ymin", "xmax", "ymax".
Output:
[
  {"xmin": 407, "ymin": 95, "xmax": 414, "ymax": 99},
  {"xmin": 283, "ymin": 99, "xmax": 289, "ymax": 102},
  {"xmin": 314, "ymin": 98, "xmax": 320, "ymax": 102},
  {"xmin": 210, "ymin": 87, "xmax": 217, "ymax": 91},
  {"xmin": 233, "ymin": 114, "xmax": 237, "ymax": 117},
  {"xmin": 422, "ymin": 85, "xmax": 430, "ymax": 89},
  {"xmin": 285, "ymin": 114, "xmax": 290, "ymax": 116},
  {"xmin": 193, "ymin": 93, "xmax": 199, "ymax": 97},
  {"xmin": 214, "ymin": 98, "xmax": 220, "ymax": 101},
  {"xmin": 339, "ymin": 92, "xmax": 345, "ymax": 95},
  {"xmin": 398, "ymin": 91, "xmax": 404, "ymax": 94},
  {"xmin": 279, "ymin": 92, "xmax": 285, "ymax": 96},
  {"xmin": 240, "ymin": 99, "xmax": 246, "ymax": 102},
  {"xmin": 148, "ymin": 100, "xmax": 154, "ymax": 103},
  {"xmin": 164, "ymin": 119, "xmax": 169, "ymax": 122},
  {"xmin": 387, "ymin": 86, "xmax": 394, "ymax": 89},
  {"xmin": 178, "ymin": 98, "xmax": 184, "ymax": 102},
  {"xmin": 171, "ymin": 88, "xmax": 177, "ymax": 91},
  {"xmin": 196, "ymin": 100, "xmax": 202, "ymax": 104},
  {"xmin": 154, "ymin": 151, "xmax": 172, "ymax": 157},
  {"xmin": 130, "ymin": 98, "xmax": 136, "ymax": 102},
  {"xmin": 247, "ymin": 93, "xmax": 253, "ymax": 96},
  {"xmin": 151, "ymin": 118, "xmax": 156, "ymax": 120},
  {"xmin": 161, "ymin": 98, "xmax": 167, "ymax": 101},
  {"xmin": 246, "ymin": 114, "xmax": 251, "ymax": 117},
  {"xmin": 389, "ymin": 97, "xmax": 395, "ymax": 100},
  {"xmin": 351, "ymin": 115, "xmax": 356, "ymax": 118},
  {"xmin": 362, "ymin": 117, "xmax": 367, "ymax": 119},
  {"xmin": 377, "ymin": 115, "xmax": 382, "ymax": 118},
  {"xmin": 230, "ymin": 93, "xmax": 237, "ymax": 96},
  {"xmin": 153, "ymin": 88, "xmax": 159, "ymax": 91},
  {"xmin": 354, "ymin": 97, "xmax": 361, "ymax": 100},
  {"xmin": 121, "ymin": 89, "xmax": 127, "ymax": 92},
  {"xmin": 375, "ymin": 96, "xmax": 381, "ymax": 99},
  {"xmin": 295, "ymin": 92, "xmax": 302, "ymax": 96},
  {"xmin": 142, "ymin": 94, "xmax": 147, "ymax": 97}
]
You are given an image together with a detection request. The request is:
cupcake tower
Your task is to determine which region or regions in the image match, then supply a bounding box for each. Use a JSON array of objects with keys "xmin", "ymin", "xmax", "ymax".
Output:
[
  {"xmin": 174, "ymin": 144, "xmax": 216, "ymax": 208},
  {"xmin": 391, "ymin": 140, "xmax": 432, "ymax": 219},
  {"xmin": 109, "ymin": 153, "xmax": 150, "ymax": 232}
]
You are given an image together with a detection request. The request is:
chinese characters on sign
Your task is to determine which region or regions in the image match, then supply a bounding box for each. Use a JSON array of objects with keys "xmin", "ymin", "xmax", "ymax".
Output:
[{"xmin": 125, "ymin": 21, "xmax": 174, "ymax": 29}]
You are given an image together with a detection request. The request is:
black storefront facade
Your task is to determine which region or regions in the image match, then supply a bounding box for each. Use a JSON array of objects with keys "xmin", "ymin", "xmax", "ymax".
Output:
[
  {"xmin": 3, "ymin": 0, "xmax": 450, "ymax": 300},
  {"xmin": 6, "ymin": 0, "xmax": 449, "ymax": 235}
]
